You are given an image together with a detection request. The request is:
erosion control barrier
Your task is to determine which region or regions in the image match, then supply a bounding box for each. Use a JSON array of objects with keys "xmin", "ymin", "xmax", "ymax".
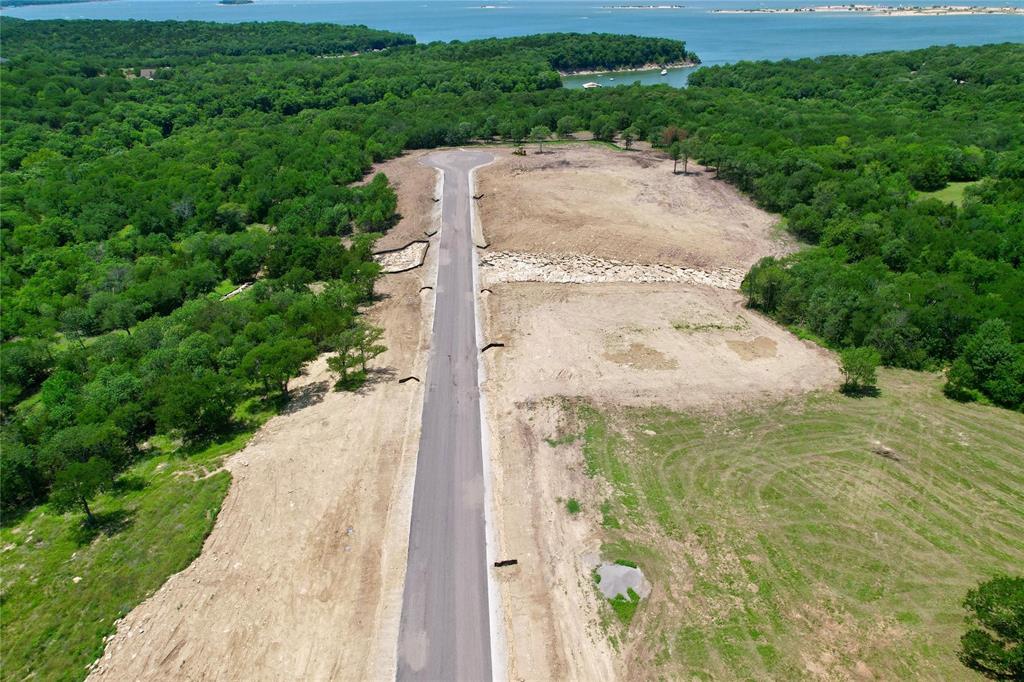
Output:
[{"xmin": 372, "ymin": 239, "xmax": 430, "ymax": 274}]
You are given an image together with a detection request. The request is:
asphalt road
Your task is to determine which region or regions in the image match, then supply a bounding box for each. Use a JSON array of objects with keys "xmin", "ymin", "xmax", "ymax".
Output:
[{"xmin": 397, "ymin": 150, "xmax": 495, "ymax": 682}]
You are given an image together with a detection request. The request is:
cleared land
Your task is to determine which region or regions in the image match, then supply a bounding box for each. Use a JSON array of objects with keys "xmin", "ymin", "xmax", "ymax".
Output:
[
  {"xmin": 560, "ymin": 370, "xmax": 1024, "ymax": 680},
  {"xmin": 482, "ymin": 282, "xmax": 837, "ymax": 411},
  {"xmin": 477, "ymin": 143, "xmax": 840, "ymax": 680},
  {"xmin": 86, "ymin": 160, "xmax": 440, "ymax": 679},
  {"xmin": 476, "ymin": 144, "xmax": 793, "ymax": 270}
]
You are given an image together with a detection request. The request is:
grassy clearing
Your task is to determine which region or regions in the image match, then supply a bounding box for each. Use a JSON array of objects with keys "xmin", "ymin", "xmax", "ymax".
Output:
[
  {"xmin": 0, "ymin": 430, "xmax": 258, "ymax": 682},
  {"xmin": 917, "ymin": 180, "xmax": 981, "ymax": 207},
  {"xmin": 212, "ymin": 278, "xmax": 238, "ymax": 297},
  {"xmin": 566, "ymin": 370, "xmax": 1024, "ymax": 680}
]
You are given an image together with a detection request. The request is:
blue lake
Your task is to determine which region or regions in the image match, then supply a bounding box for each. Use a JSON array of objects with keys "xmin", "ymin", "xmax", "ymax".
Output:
[{"xmin": 4, "ymin": 0, "xmax": 1023, "ymax": 74}]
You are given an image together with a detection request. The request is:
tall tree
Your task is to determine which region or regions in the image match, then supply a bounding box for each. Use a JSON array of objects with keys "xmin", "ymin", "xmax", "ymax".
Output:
[{"xmin": 49, "ymin": 457, "xmax": 113, "ymax": 526}]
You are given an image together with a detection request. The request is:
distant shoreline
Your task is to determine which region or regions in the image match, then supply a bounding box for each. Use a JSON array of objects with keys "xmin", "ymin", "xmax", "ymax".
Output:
[
  {"xmin": 599, "ymin": 4, "xmax": 686, "ymax": 9},
  {"xmin": 713, "ymin": 5, "xmax": 1024, "ymax": 16},
  {"xmin": 559, "ymin": 60, "xmax": 698, "ymax": 77},
  {"xmin": 0, "ymin": 0, "xmax": 102, "ymax": 8}
]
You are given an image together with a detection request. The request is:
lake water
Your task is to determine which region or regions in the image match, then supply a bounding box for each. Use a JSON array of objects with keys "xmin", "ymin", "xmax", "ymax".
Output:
[{"xmin": 5, "ymin": 0, "xmax": 1023, "ymax": 83}]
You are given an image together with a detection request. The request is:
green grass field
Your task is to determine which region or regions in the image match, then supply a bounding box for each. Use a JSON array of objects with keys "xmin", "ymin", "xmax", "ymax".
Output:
[
  {"xmin": 565, "ymin": 370, "xmax": 1024, "ymax": 680},
  {"xmin": 917, "ymin": 180, "xmax": 981, "ymax": 207},
  {"xmin": 0, "ymin": 429, "xmax": 258, "ymax": 681}
]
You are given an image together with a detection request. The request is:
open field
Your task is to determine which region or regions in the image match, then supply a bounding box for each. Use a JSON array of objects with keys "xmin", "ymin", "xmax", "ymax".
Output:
[
  {"xmin": 553, "ymin": 370, "xmax": 1024, "ymax": 680},
  {"xmin": 476, "ymin": 144, "xmax": 793, "ymax": 271},
  {"xmin": 86, "ymin": 265, "xmax": 432, "ymax": 680}
]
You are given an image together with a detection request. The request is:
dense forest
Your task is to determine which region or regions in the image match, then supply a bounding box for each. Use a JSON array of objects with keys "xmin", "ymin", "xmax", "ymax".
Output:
[
  {"xmin": 690, "ymin": 51, "xmax": 1024, "ymax": 409},
  {"xmin": 0, "ymin": 19, "xmax": 416, "ymax": 59},
  {"xmin": 1, "ymin": 19, "xmax": 1021, "ymax": 519}
]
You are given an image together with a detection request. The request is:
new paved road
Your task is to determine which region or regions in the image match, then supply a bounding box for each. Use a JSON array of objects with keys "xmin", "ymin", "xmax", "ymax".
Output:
[{"xmin": 397, "ymin": 150, "xmax": 494, "ymax": 682}]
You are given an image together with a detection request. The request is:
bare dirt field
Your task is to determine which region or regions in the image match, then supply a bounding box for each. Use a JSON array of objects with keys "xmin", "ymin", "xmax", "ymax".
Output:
[
  {"xmin": 482, "ymin": 282, "xmax": 838, "ymax": 411},
  {"xmin": 476, "ymin": 144, "xmax": 840, "ymax": 681},
  {"xmin": 476, "ymin": 144, "xmax": 794, "ymax": 271},
  {"xmin": 90, "ymin": 251, "xmax": 435, "ymax": 680}
]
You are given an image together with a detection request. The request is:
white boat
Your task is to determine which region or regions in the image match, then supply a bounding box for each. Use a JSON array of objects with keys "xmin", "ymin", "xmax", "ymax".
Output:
[
  {"xmin": 582, "ymin": 81, "xmax": 602, "ymax": 89},
  {"xmin": 660, "ymin": 68, "xmax": 668, "ymax": 75}
]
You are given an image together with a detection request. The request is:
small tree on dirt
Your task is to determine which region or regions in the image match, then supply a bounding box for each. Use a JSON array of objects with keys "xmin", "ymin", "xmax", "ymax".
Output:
[
  {"xmin": 50, "ymin": 457, "xmax": 113, "ymax": 526},
  {"xmin": 622, "ymin": 125, "xmax": 640, "ymax": 150},
  {"xmin": 530, "ymin": 125, "xmax": 552, "ymax": 153},
  {"xmin": 356, "ymin": 324, "xmax": 386, "ymax": 373},
  {"xmin": 839, "ymin": 346, "xmax": 881, "ymax": 395},
  {"xmin": 958, "ymin": 574, "xmax": 1024, "ymax": 680},
  {"xmin": 680, "ymin": 137, "xmax": 692, "ymax": 174},
  {"xmin": 668, "ymin": 141, "xmax": 682, "ymax": 174},
  {"xmin": 327, "ymin": 323, "xmax": 386, "ymax": 390},
  {"xmin": 327, "ymin": 327, "xmax": 362, "ymax": 389}
]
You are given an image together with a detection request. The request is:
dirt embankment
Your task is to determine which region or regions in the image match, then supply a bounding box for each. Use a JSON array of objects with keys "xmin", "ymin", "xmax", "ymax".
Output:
[{"xmin": 89, "ymin": 155, "xmax": 442, "ymax": 682}]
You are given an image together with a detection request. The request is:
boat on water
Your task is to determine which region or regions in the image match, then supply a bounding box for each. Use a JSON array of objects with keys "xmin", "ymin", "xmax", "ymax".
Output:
[
  {"xmin": 660, "ymin": 68, "xmax": 668, "ymax": 75},
  {"xmin": 582, "ymin": 81, "xmax": 602, "ymax": 88}
]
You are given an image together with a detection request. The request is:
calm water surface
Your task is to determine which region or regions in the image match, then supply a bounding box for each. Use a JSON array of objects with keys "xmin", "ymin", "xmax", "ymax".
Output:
[{"xmin": 4, "ymin": 0, "xmax": 1022, "ymax": 82}]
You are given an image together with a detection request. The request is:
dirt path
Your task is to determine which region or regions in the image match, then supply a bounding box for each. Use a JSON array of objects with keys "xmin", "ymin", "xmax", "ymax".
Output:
[{"xmin": 89, "ymin": 242, "xmax": 435, "ymax": 681}]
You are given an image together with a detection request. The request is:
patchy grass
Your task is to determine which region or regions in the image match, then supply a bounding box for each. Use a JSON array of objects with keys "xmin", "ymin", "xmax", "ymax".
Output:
[
  {"xmin": 609, "ymin": 587, "xmax": 642, "ymax": 625},
  {"xmin": 672, "ymin": 316, "xmax": 748, "ymax": 333},
  {"xmin": 917, "ymin": 180, "xmax": 981, "ymax": 207},
  {"xmin": 0, "ymin": 431, "xmax": 256, "ymax": 681},
  {"xmin": 566, "ymin": 498, "xmax": 582, "ymax": 514},
  {"xmin": 785, "ymin": 324, "xmax": 833, "ymax": 349},
  {"xmin": 545, "ymin": 431, "xmax": 578, "ymax": 448},
  {"xmin": 571, "ymin": 369, "xmax": 1024, "ymax": 680}
]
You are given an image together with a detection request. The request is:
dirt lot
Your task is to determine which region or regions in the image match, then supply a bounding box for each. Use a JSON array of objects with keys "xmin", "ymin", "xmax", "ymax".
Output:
[
  {"xmin": 477, "ymin": 144, "xmax": 794, "ymax": 271},
  {"xmin": 90, "ymin": 241, "xmax": 436, "ymax": 680},
  {"xmin": 477, "ymin": 144, "xmax": 839, "ymax": 681},
  {"xmin": 482, "ymin": 282, "xmax": 837, "ymax": 411}
]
